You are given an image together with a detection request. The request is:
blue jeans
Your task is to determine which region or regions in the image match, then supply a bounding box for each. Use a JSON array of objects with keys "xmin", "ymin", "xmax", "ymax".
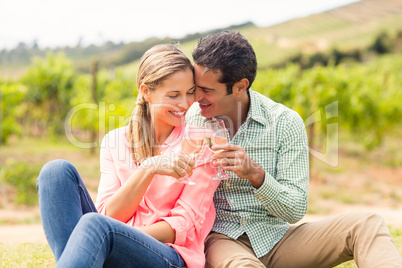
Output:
[{"xmin": 37, "ymin": 159, "xmax": 186, "ymax": 268}]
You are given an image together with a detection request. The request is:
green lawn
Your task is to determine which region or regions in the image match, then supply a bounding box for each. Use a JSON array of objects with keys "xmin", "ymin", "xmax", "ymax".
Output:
[
  {"xmin": 0, "ymin": 244, "xmax": 55, "ymax": 267},
  {"xmin": 1, "ymin": 227, "xmax": 401, "ymax": 268}
]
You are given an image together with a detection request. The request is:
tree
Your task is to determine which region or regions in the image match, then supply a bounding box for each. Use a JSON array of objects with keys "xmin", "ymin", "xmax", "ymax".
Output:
[
  {"xmin": 23, "ymin": 52, "xmax": 75, "ymax": 136},
  {"xmin": 0, "ymin": 82, "xmax": 26, "ymax": 144}
]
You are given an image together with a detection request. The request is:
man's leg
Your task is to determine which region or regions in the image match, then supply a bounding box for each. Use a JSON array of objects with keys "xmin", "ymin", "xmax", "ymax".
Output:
[
  {"xmin": 204, "ymin": 232, "xmax": 265, "ymax": 268},
  {"xmin": 260, "ymin": 211, "xmax": 402, "ymax": 268}
]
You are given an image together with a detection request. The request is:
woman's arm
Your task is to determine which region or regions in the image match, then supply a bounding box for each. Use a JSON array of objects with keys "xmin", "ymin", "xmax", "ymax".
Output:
[
  {"xmin": 140, "ymin": 221, "xmax": 176, "ymax": 244},
  {"xmin": 104, "ymin": 165, "xmax": 154, "ymax": 222},
  {"xmin": 105, "ymin": 154, "xmax": 194, "ymax": 223},
  {"xmin": 97, "ymin": 129, "xmax": 195, "ymax": 223}
]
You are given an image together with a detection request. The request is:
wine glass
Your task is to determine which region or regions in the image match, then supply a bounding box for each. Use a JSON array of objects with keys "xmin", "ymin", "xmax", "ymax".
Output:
[
  {"xmin": 204, "ymin": 119, "xmax": 231, "ymax": 180},
  {"xmin": 176, "ymin": 124, "xmax": 205, "ymax": 185}
]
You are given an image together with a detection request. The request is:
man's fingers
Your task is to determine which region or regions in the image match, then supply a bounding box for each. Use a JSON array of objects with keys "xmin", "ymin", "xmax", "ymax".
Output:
[
  {"xmin": 213, "ymin": 157, "xmax": 232, "ymax": 167},
  {"xmin": 220, "ymin": 165, "xmax": 236, "ymax": 172},
  {"xmin": 211, "ymin": 151, "xmax": 237, "ymax": 160},
  {"xmin": 221, "ymin": 157, "xmax": 231, "ymax": 166},
  {"xmin": 211, "ymin": 143, "xmax": 239, "ymax": 151}
]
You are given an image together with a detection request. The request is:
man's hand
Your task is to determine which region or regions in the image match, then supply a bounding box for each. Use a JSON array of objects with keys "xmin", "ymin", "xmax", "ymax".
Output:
[{"xmin": 211, "ymin": 143, "xmax": 265, "ymax": 188}]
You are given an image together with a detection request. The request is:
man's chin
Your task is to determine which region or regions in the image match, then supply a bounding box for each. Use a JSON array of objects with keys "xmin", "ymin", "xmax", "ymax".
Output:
[{"xmin": 200, "ymin": 108, "xmax": 213, "ymax": 119}]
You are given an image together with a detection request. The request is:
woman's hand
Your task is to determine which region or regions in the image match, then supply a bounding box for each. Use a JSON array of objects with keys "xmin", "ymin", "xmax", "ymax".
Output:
[
  {"xmin": 141, "ymin": 153, "xmax": 195, "ymax": 179},
  {"xmin": 104, "ymin": 153, "xmax": 194, "ymax": 222}
]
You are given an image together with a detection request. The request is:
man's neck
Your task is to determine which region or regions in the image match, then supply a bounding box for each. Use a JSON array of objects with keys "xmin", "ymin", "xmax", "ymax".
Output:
[{"xmin": 224, "ymin": 93, "xmax": 250, "ymax": 138}]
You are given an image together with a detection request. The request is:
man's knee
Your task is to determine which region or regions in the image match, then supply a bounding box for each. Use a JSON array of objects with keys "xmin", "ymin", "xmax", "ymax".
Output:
[
  {"xmin": 206, "ymin": 255, "xmax": 265, "ymax": 268},
  {"xmin": 353, "ymin": 211, "xmax": 386, "ymax": 229},
  {"xmin": 356, "ymin": 211, "xmax": 389, "ymax": 237},
  {"xmin": 205, "ymin": 233, "xmax": 265, "ymax": 268}
]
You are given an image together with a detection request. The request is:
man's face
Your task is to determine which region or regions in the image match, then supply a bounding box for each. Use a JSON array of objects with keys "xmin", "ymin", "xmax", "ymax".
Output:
[{"xmin": 194, "ymin": 64, "xmax": 235, "ymax": 119}]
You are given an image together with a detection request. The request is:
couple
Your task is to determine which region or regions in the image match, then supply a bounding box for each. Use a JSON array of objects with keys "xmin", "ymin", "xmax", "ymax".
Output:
[{"xmin": 37, "ymin": 32, "xmax": 402, "ymax": 267}]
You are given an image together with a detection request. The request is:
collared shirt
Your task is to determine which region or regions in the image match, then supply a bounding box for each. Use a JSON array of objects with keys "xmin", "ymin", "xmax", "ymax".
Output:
[
  {"xmin": 186, "ymin": 89, "xmax": 309, "ymax": 258},
  {"xmin": 96, "ymin": 125, "xmax": 219, "ymax": 268}
]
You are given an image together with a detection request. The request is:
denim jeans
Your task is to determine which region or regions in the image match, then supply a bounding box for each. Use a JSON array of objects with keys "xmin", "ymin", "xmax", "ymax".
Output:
[{"xmin": 37, "ymin": 159, "xmax": 186, "ymax": 268}]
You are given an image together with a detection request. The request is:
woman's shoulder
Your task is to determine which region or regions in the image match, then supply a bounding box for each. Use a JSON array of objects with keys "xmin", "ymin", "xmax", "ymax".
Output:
[
  {"xmin": 106, "ymin": 125, "xmax": 129, "ymax": 138},
  {"xmin": 101, "ymin": 126, "xmax": 129, "ymax": 149}
]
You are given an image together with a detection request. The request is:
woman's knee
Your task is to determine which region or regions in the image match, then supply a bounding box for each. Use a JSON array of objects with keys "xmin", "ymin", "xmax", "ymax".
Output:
[
  {"xmin": 37, "ymin": 159, "xmax": 77, "ymax": 187},
  {"xmin": 80, "ymin": 212, "xmax": 105, "ymax": 224},
  {"xmin": 75, "ymin": 213, "xmax": 112, "ymax": 237}
]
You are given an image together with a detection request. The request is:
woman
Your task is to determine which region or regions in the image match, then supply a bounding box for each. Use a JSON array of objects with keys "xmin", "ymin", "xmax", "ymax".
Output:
[{"xmin": 37, "ymin": 44, "xmax": 219, "ymax": 267}]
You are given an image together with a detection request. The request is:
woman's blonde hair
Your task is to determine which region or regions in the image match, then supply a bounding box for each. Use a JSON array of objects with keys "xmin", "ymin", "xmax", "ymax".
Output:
[{"xmin": 128, "ymin": 44, "xmax": 193, "ymax": 163}]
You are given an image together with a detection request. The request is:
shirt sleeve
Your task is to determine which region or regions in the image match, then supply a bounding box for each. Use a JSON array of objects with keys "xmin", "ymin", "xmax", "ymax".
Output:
[
  {"xmin": 95, "ymin": 132, "xmax": 122, "ymax": 215},
  {"xmin": 254, "ymin": 111, "xmax": 309, "ymax": 224},
  {"xmin": 161, "ymin": 157, "xmax": 219, "ymax": 246}
]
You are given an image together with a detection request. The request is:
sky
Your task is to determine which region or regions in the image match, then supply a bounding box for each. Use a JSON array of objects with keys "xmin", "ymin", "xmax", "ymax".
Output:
[{"xmin": 0, "ymin": 0, "xmax": 360, "ymax": 50}]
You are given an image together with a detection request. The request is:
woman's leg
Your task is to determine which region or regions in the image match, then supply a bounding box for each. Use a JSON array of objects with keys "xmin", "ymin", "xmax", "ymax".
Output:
[
  {"xmin": 57, "ymin": 213, "xmax": 186, "ymax": 268},
  {"xmin": 37, "ymin": 159, "xmax": 97, "ymax": 260}
]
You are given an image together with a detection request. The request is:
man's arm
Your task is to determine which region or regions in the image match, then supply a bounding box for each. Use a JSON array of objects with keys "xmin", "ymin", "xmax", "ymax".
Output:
[{"xmin": 212, "ymin": 111, "xmax": 309, "ymax": 223}]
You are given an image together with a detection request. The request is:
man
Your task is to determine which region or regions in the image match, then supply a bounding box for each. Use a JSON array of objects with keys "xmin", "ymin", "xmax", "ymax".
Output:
[{"xmin": 186, "ymin": 31, "xmax": 402, "ymax": 267}]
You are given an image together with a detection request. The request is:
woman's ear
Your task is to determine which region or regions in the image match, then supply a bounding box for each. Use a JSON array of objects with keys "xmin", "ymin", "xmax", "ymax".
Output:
[
  {"xmin": 233, "ymin": 78, "xmax": 249, "ymax": 96},
  {"xmin": 140, "ymin": 84, "xmax": 151, "ymax": 102}
]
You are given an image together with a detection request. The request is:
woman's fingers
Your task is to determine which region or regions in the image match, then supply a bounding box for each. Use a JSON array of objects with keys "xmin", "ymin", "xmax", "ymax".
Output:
[
  {"xmin": 173, "ymin": 154, "xmax": 194, "ymax": 178},
  {"xmin": 173, "ymin": 165, "xmax": 187, "ymax": 178},
  {"xmin": 149, "ymin": 153, "xmax": 195, "ymax": 179}
]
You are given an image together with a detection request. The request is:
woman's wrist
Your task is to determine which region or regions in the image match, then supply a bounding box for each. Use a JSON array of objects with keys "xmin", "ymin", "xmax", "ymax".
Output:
[{"xmin": 138, "ymin": 157, "xmax": 157, "ymax": 176}]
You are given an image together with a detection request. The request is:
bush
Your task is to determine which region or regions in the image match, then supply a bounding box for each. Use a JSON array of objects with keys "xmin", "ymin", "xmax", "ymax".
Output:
[{"xmin": 0, "ymin": 160, "xmax": 40, "ymax": 205}]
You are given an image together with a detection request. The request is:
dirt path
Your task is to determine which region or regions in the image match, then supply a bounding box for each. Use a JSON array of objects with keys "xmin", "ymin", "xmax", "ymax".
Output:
[
  {"xmin": 0, "ymin": 223, "xmax": 45, "ymax": 245},
  {"xmin": 1, "ymin": 205, "xmax": 401, "ymax": 246}
]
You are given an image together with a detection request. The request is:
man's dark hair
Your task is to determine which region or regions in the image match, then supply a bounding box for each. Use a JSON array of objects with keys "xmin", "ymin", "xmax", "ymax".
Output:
[{"xmin": 192, "ymin": 31, "xmax": 257, "ymax": 95}]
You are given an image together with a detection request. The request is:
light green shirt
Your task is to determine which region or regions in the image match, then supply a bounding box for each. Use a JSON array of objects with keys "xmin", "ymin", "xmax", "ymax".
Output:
[{"xmin": 186, "ymin": 89, "xmax": 309, "ymax": 258}]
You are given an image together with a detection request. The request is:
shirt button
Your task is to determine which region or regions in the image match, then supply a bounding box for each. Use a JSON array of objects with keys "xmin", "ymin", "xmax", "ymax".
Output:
[
  {"xmin": 243, "ymin": 220, "xmax": 247, "ymax": 224},
  {"xmin": 229, "ymin": 199, "xmax": 234, "ymax": 203},
  {"xmin": 201, "ymin": 220, "xmax": 204, "ymax": 224}
]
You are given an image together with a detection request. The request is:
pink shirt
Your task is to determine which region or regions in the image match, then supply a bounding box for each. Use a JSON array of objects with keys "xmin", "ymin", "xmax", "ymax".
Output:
[{"xmin": 96, "ymin": 125, "xmax": 219, "ymax": 268}]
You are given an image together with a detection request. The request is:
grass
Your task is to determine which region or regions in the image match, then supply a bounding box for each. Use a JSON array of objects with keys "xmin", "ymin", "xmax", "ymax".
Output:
[
  {"xmin": 0, "ymin": 244, "xmax": 55, "ymax": 267},
  {"xmin": 0, "ymin": 228, "xmax": 400, "ymax": 267}
]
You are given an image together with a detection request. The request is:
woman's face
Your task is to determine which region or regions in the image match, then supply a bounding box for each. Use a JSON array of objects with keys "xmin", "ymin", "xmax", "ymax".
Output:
[{"xmin": 145, "ymin": 68, "xmax": 195, "ymax": 130}]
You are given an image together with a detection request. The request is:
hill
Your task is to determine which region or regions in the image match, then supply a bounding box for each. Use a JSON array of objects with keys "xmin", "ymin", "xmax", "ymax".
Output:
[
  {"xmin": 243, "ymin": 0, "xmax": 402, "ymax": 69},
  {"xmin": 1, "ymin": 0, "xmax": 401, "ymax": 79}
]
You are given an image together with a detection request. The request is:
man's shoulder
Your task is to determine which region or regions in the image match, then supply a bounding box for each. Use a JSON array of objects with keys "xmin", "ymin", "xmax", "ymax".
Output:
[{"xmin": 251, "ymin": 90, "xmax": 302, "ymax": 124}]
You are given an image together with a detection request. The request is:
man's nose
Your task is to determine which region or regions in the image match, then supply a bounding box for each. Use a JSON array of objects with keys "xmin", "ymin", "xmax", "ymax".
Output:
[{"xmin": 195, "ymin": 88, "xmax": 203, "ymax": 102}]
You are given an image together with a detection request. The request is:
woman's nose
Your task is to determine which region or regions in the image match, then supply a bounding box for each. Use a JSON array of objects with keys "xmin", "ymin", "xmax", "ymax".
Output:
[{"xmin": 178, "ymin": 96, "xmax": 190, "ymax": 110}]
